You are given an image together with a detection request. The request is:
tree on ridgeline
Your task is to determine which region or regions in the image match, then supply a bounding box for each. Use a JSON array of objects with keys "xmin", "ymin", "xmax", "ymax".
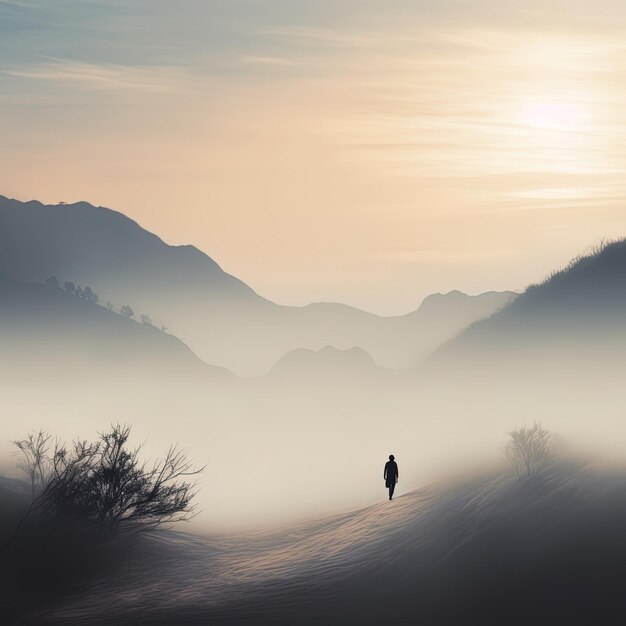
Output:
[
  {"xmin": 120, "ymin": 305, "xmax": 134, "ymax": 318},
  {"xmin": 44, "ymin": 276, "xmax": 59, "ymax": 289},
  {"xmin": 81, "ymin": 286, "xmax": 99, "ymax": 303},
  {"xmin": 63, "ymin": 281, "xmax": 75, "ymax": 294}
]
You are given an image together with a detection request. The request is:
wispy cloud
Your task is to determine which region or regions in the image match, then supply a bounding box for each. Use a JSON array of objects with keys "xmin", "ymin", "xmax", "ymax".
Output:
[
  {"xmin": 242, "ymin": 55, "xmax": 297, "ymax": 67},
  {"xmin": 4, "ymin": 58, "xmax": 187, "ymax": 93},
  {"xmin": 260, "ymin": 26, "xmax": 376, "ymax": 48}
]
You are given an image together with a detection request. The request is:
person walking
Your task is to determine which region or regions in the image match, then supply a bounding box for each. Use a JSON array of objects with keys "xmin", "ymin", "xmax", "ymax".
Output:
[{"xmin": 384, "ymin": 454, "xmax": 399, "ymax": 500}]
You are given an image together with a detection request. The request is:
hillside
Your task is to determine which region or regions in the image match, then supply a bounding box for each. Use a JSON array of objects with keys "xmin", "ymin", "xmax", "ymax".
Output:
[
  {"xmin": 0, "ymin": 195, "xmax": 257, "ymax": 302},
  {"xmin": 8, "ymin": 464, "xmax": 626, "ymax": 625},
  {"xmin": 429, "ymin": 239, "xmax": 626, "ymax": 373},
  {"xmin": 0, "ymin": 195, "xmax": 514, "ymax": 375},
  {"xmin": 0, "ymin": 279, "xmax": 229, "ymax": 384}
]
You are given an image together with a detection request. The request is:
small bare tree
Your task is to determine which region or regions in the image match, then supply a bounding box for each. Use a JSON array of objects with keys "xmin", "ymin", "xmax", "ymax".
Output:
[
  {"xmin": 505, "ymin": 422, "xmax": 554, "ymax": 478},
  {"xmin": 13, "ymin": 430, "xmax": 52, "ymax": 501},
  {"xmin": 13, "ymin": 425, "xmax": 202, "ymax": 535}
]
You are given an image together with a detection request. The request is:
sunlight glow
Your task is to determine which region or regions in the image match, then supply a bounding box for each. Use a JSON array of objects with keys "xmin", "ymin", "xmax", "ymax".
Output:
[{"xmin": 521, "ymin": 101, "xmax": 588, "ymax": 131}]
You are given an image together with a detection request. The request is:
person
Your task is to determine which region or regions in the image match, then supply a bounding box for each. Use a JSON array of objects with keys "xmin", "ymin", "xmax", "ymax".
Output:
[{"xmin": 384, "ymin": 454, "xmax": 399, "ymax": 500}]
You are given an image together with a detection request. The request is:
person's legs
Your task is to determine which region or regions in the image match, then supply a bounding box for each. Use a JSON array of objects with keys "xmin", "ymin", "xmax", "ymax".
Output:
[{"xmin": 389, "ymin": 482, "xmax": 395, "ymax": 500}]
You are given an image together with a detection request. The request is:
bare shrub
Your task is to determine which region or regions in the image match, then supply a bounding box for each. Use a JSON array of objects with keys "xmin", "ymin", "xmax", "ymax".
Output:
[
  {"xmin": 505, "ymin": 422, "xmax": 554, "ymax": 478},
  {"xmin": 13, "ymin": 430, "xmax": 52, "ymax": 501},
  {"xmin": 13, "ymin": 425, "xmax": 202, "ymax": 536}
]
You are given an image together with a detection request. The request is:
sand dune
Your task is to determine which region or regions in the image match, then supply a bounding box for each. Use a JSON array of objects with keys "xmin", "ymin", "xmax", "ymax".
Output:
[{"xmin": 18, "ymin": 463, "xmax": 626, "ymax": 626}]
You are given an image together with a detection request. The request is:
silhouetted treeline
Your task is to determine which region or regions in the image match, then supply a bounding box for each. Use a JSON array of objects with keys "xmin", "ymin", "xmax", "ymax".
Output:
[{"xmin": 45, "ymin": 275, "xmax": 157, "ymax": 329}]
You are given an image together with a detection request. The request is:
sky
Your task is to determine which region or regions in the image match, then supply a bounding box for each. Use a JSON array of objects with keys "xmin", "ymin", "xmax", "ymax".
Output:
[{"xmin": 3, "ymin": 0, "xmax": 626, "ymax": 314}]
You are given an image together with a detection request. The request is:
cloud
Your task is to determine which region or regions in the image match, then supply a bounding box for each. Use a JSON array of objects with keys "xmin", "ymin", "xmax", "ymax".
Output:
[
  {"xmin": 260, "ymin": 26, "xmax": 376, "ymax": 48},
  {"xmin": 242, "ymin": 55, "xmax": 297, "ymax": 67},
  {"xmin": 4, "ymin": 58, "xmax": 187, "ymax": 93}
]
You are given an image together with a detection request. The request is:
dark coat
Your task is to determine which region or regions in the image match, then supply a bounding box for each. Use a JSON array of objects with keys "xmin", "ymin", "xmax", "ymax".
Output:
[{"xmin": 384, "ymin": 460, "xmax": 399, "ymax": 487}]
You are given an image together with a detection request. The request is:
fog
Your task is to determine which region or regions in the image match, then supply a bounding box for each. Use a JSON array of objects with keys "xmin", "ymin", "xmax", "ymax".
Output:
[
  {"xmin": 0, "ymin": 196, "xmax": 515, "ymax": 376},
  {"xmin": 0, "ymin": 198, "xmax": 547, "ymax": 532},
  {"xmin": 5, "ymin": 238, "xmax": 626, "ymax": 626},
  {"xmin": 2, "ymin": 342, "xmax": 626, "ymax": 531}
]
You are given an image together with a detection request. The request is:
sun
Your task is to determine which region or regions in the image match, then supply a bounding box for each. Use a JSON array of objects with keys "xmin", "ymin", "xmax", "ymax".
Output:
[{"xmin": 521, "ymin": 101, "xmax": 588, "ymax": 131}]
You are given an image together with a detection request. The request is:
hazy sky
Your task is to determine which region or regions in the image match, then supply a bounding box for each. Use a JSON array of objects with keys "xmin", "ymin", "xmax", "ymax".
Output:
[{"xmin": 3, "ymin": 1, "xmax": 626, "ymax": 313}]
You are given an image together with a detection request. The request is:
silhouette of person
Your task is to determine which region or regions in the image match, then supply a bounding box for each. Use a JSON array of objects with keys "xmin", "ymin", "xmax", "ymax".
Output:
[{"xmin": 384, "ymin": 454, "xmax": 399, "ymax": 500}]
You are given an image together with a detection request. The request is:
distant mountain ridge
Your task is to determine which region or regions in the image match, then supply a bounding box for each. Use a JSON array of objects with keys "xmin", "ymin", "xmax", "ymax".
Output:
[
  {"xmin": 269, "ymin": 345, "xmax": 380, "ymax": 380},
  {"xmin": 0, "ymin": 195, "xmax": 515, "ymax": 375}
]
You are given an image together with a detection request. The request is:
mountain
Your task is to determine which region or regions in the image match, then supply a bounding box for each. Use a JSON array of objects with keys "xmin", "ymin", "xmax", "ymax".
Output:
[
  {"xmin": 0, "ymin": 278, "xmax": 229, "ymax": 384},
  {"xmin": 429, "ymin": 239, "xmax": 626, "ymax": 374},
  {"xmin": 0, "ymin": 195, "xmax": 258, "ymax": 302},
  {"xmin": 0, "ymin": 195, "xmax": 515, "ymax": 375},
  {"xmin": 268, "ymin": 345, "xmax": 380, "ymax": 381}
]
